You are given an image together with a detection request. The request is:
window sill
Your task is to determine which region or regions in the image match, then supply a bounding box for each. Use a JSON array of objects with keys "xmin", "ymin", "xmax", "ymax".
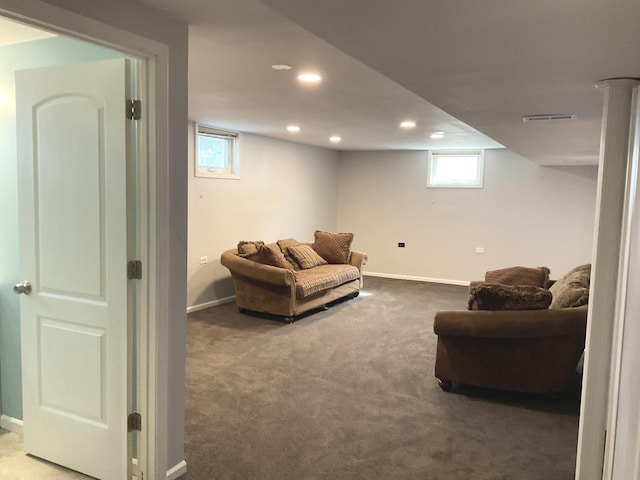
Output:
[{"xmin": 195, "ymin": 172, "xmax": 241, "ymax": 180}]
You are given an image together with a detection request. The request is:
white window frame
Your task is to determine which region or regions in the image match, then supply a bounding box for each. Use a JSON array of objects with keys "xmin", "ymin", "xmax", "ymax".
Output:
[
  {"xmin": 195, "ymin": 123, "xmax": 240, "ymax": 179},
  {"xmin": 427, "ymin": 150, "xmax": 485, "ymax": 188}
]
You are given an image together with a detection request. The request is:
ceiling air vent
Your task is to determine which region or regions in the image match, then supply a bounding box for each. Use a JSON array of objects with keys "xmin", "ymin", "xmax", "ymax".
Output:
[{"xmin": 522, "ymin": 114, "xmax": 577, "ymax": 123}]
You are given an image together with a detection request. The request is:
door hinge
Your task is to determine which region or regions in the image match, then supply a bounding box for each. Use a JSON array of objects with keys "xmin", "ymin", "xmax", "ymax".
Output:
[
  {"xmin": 128, "ymin": 412, "xmax": 142, "ymax": 432},
  {"xmin": 126, "ymin": 99, "xmax": 142, "ymax": 120},
  {"xmin": 127, "ymin": 260, "xmax": 142, "ymax": 280}
]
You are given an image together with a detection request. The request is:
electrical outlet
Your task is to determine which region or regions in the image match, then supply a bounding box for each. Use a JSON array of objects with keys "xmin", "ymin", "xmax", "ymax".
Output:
[
  {"xmin": 200, "ymin": 256, "xmax": 208, "ymax": 265},
  {"xmin": 398, "ymin": 242, "xmax": 406, "ymax": 248},
  {"xmin": 475, "ymin": 247, "xmax": 485, "ymax": 254}
]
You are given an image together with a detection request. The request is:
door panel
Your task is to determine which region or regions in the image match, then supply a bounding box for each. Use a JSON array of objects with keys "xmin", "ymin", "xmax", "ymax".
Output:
[
  {"xmin": 16, "ymin": 58, "xmax": 129, "ymax": 480},
  {"xmin": 39, "ymin": 318, "xmax": 105, "ymax": 421},
  {"xmin": 36, "ymin": 96, "xmax": 105, "ymax": 298}
]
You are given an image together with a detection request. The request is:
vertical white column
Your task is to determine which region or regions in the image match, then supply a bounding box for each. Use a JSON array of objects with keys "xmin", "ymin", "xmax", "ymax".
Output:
[
  {"xmin": 608, "ymin": 87, "xmax": 640, "ymax": 480},
  {"xmin": 576, "ymin": 78, "xmax": 640, "ymax": 480}
]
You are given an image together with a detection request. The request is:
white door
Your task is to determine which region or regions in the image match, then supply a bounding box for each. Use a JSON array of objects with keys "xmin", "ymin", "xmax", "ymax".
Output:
[{"xmin": 15, "ymin": 58, "xmax": 130, "ymax": 479}]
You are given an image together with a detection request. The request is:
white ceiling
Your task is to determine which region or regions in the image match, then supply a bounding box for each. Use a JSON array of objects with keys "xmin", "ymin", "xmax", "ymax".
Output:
[
  {"xmin": 135, "ymin": 0, "xmax": 640, "ymax": 165},
  {"xmin": 10, "ymin": 1, "xmax": 640, "ymax": 165},
  {"xmin": 258, "ymin": 0, "xmax": 640, "ymax": 166},
  {"xmin": 138, "ymin": 0, "xmax": 504, "ymax": 152}
]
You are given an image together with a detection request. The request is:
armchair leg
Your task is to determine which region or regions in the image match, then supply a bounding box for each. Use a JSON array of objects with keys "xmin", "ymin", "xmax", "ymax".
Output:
[
  {"xmin": 437, "ymin": 379, "xmax": 453, "ymax": 392},
  {"xmin": 283, "ymin": 317, "xmax": 293, "ymax": 324}
]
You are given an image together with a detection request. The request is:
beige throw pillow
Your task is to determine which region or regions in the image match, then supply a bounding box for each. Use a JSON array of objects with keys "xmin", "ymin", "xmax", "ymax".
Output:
[
  {"xmin": 237, "ymin": 240, "xmax": 265, "ymax": 257},
  {"xmin": 277, "ymin": 238, "xmax": 302, "ymax": 270},
  {"xmin": 287, "ymin": 244, "xmax": 328, "ymax": 270},
  {"xmin": 247, "ymin": 243, "xmax": 292, "ymax": 270},
  {"xmin": 312, "ymin": 230, "xmax": 354, "ymax": 264}
]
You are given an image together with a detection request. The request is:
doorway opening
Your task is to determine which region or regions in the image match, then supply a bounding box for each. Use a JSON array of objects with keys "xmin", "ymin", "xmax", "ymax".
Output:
[{"xmin": 0, "ymin": 15, "xmax": 148, "ymax": 480}]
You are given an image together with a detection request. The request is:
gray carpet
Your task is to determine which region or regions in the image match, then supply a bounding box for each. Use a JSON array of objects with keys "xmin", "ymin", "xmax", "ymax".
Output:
[{"xmin": 184, "ymin": 277, "xmax": 580, "ymax": 480}]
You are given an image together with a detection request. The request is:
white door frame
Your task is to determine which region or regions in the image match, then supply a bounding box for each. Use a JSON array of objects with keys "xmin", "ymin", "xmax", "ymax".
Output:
[{"xmin": 0, "ymin": 1, "xmax": 169, "ymax": 478}]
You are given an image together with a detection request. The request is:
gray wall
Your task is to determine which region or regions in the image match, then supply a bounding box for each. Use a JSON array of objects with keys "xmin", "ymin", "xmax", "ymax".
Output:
[
  {"xmin": 0, "ymin": 35, "xmax": 124, "ymax": 421},
  {"xmin": 337, "ymin": 149, "xmax": 598, "ymax": 282},
  {"xmin": 187, "ymin": 124, "xmax": 340, "ymax": 309},
  {"xmin": 189, "ymin": 145, "xmax": 597, "ymax": 304}
]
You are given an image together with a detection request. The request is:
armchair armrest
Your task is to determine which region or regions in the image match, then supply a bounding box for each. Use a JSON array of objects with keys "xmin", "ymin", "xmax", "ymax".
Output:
[
  {"xmin": 220, "ymin": 249, "xmax": 295, "ymax": 287},
  {"xmin": 433, "ymin": 305, "xmax": 588, "ymax": 339}
]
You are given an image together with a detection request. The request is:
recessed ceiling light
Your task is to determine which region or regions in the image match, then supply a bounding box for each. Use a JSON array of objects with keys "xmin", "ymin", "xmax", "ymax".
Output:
[
  {"xmin": 329, "ymin": 136, "xmax": 341, "ymax": 143},
  {"xmin": 400, "ymin": 120, "xmax": 416, "ymax": 129},
  {"xmin": 271, "ymin": 64, "xmax": 293, "ymax": 71},
  {"xmin": 430, "ymin": 131, "xmax": 445, "ymax": 139},
  {"xmin": 297, "ymin": 72, "xmax": 322, "ymax": 84},
  {"xmin": 287, "ymin": 125, "xmax": 300, "ymax": 133}
]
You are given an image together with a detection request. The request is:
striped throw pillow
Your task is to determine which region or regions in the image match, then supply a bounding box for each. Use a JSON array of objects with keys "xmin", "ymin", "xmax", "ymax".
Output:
[{"xmin": 287, "ymin": 244, "xmax": 328, "ymax": 270}]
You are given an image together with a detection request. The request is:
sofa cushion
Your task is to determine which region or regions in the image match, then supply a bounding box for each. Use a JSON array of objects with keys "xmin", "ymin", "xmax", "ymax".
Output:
[
  {"xmin": 247, "ymin": 243, "xmax": 293, "ymax": 270},
  {"xmin": 287, "ymin": 244, "xmax": 328, "ymax": 270},
  {"xmin": 468, "ymin": 283, "xmax": 552, "ymax": 311},
  {"xmin": 277, "ymin": 238, "xmax": 303, "ymax": 270},
  {"xmin": 312, "ymin": 230, "xmax": 354, "ymax": 264},
  {"xmin": 237, "ymin": 240, "xmax": 265, "ymax": 257},
  {"xmin": 485, "ymin": 266, "xmax": 550, "ymax": 288},
  {"xmin": 294, "ymin": 264, "xmax": 360, "ymax": 299},
  {"xmin": 549, "ymin": 264, "xmax": 591, "ymax": 309}
]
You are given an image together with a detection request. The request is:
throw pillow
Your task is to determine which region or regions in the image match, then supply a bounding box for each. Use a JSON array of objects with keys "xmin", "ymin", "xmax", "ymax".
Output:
[
  {"xmin": 484, "ymin": 265, "xmax": 550, "ymax": 288},
  {"xmin": 468, "ymin": 283, "xmax": 552, "ymax": 311},
  {"xmin": 277, "ymin": 238, "xmax": 303, "ymax": 270},
  {"xmin": 549, "ymin": 264, "xmax": 591, "ymax": 309},
  {"xmin": 237, "ymin": 240, "xmax": 265, "ymax": 257},
  {"xmin": 247, "ymin": 243, "xmax": 292, "ymax": 270},
  {"xmin": 287, "ymin": 244, "xmax": 328, "ymax": 270},
  {"xmin": 312, "ymin": 230, "xmax": 354, "ymax": 264}
]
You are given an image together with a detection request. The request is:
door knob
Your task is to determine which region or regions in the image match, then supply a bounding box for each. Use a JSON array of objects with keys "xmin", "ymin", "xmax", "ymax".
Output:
[{"xmin": 13, "ymin": 281, "xmax": 32, "ymax": 295}]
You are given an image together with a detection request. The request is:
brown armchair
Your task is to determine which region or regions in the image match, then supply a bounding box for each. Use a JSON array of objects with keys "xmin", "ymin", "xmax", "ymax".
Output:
[
  {"xmin": 433, "ymin": 305, "xmax": 587, "ymax": 394},
  {"xmin": 434, "ymin": 264, "xmax": 590, "ymax": 394}
]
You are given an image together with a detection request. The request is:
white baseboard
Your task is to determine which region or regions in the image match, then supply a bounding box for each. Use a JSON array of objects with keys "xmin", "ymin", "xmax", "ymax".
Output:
[
  {"xmin": 364, "ymin": 271, "xmax": 470, "ymax": 286},
  {"xmin": 167, "ymin": 460, "xmax": 187, "ymax": 480},
  {"xmin": 0, "ymin": 415, "xmax": 23, "ymax": 435},
  {"xmin": 186, "ymin": 295, "xmax": 235, "ymax": 314}
]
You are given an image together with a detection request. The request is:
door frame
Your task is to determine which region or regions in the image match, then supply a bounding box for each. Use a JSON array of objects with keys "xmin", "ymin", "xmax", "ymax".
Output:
[{"xmin": 0, "ymin": 2, "xmax": 169, "ymax": 478}]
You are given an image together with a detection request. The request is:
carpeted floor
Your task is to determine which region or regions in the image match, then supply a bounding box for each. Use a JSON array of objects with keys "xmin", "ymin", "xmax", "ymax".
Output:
[{"xmin": 184, "ymin": 277, "xmax": 580, "ymax": 480}]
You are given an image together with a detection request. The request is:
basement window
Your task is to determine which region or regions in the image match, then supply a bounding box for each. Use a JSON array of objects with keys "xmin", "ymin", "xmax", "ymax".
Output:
[
  {"xmin": 195, "ymin": 124, "xmax": 240, "ymax": 179},
  {"xmin": 427, "ymin": 150, "xmax": 484, "ymax": 188}
]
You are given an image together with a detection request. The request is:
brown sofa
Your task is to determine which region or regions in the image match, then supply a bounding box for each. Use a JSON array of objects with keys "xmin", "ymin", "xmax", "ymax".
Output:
[
  {"xmin": 221, "ymin": 246, "xmax": 367, "ymax": 323},
  {"xmin": 433, "ymin": 265, "xmax": 590, "ymax": 394}
]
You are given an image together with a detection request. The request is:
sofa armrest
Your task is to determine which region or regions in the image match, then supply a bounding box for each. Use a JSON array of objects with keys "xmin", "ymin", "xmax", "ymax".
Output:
[
  {"xmin": 220, "ymin": 249, "xmax": 295, "ymax": 287},
  {"xmin": 349, "ymin": 250, "xmax": 368, "ymax": 271},
  {"xmin": 349, "ymin": 251, "xmax": 367, "ymax": 288},
  {"xmin": 433, "ymin": 305, "xmax": 588, "ymax": 339}
]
